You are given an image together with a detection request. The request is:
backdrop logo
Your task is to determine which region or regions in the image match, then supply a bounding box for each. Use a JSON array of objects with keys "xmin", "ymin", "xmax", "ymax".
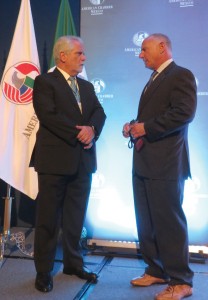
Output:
[
  {"xmin": 169, "ymin": 0, "xmax": 194, "ymax": 7},
  {"xmin": 89, "ymin": 0, "xmax": 105, "ymax": 4},
  {"xmin": 91, "ymin": 78, "xmax": 106, "ymax": 94},
  {"xmin": 82, "ymin": 1, "xmax": 113, "ymax": 16},
  {"xmin": 2, "ymin": 62, "xmax": 40, "ymax": 105},
  {"xmin": 133, "ymin": 32, "xmax": 149, "ymax": 47},
  {"xmin": 125, "ymin": 31, "xmax": 149, "ymax": 57},
  {"xmin": 91, "ymin": 78, "xmax": 113, "ymax": 104}
]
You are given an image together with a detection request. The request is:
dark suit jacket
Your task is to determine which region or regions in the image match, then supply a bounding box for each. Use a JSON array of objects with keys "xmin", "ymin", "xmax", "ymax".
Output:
[
  {"xmin": 31, "ymin": 68, "xmax": 106, "ymax": 175},
  {"xmin": 133, "ymin": 62, "xmax": 197, "ymax": 180}
]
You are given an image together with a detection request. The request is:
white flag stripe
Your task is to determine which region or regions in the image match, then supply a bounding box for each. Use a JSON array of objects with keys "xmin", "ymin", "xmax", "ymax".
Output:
[{"xmin": 0, "ymin": 0, "xmax": 40, "ymax": 199}]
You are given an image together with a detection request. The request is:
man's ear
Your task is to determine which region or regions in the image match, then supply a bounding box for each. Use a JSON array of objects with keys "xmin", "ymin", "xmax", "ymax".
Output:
[
  {"xmin": 60, "ymin": 51, "xmax": 67, "ymax": 63},
  {"xmin": 159, "ymin": 41, "xmax": 165, "ymax": 54}
]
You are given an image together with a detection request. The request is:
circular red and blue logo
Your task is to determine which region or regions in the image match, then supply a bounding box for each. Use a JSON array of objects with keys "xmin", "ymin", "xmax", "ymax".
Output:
[{"xmin": 2, "ymin": 62, "xmax": 40, "ymax": 105}]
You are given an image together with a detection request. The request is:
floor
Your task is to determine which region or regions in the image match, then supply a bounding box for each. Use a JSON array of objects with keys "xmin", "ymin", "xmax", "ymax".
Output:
[{"xmin": 0, "ymin": 227, "xmax": 207, "ymax": 300}]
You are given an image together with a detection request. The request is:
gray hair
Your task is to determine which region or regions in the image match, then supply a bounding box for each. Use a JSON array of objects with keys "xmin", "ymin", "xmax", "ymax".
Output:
[
  {"xmin": 53, "ymin": 35, "xmax": 84, "ymax": 64},
  {"xmin": 148, "ymin": 33, "xmax": 172, "ymax": 51}
]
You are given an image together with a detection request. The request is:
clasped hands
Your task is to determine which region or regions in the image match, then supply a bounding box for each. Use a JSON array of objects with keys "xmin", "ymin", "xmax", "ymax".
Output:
[
  {"xmin": 76, "ymin": 125, "xmax": 95, "ymax": 149},
  {"xmin": 122, "ymin": 122, "xmax": 146, "ymax": 139}
]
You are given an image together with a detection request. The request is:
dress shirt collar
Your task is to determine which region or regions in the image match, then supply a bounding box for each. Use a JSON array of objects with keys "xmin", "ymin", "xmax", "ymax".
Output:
[
  {"xmin": 156, "ymin": 58, "xmax": 173, "ymax": 74},
  {"xmin": 56, "ymin": 67, "xmax": 76, "ymax": 82}
]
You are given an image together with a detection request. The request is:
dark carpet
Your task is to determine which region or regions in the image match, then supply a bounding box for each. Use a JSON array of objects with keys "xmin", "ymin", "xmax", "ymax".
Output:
[{"xmin": 0, "ymin": 228, "xmax": 207, "ymax": 300}]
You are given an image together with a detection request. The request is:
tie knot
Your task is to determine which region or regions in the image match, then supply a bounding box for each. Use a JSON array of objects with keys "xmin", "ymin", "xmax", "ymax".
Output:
[
  {"xmin": 151, "ymin": 70, "xmax": 158, "ymax": 80},
  {"xmin": 68, "ymin": 76, "xmax": 76, "ymax": 82}
]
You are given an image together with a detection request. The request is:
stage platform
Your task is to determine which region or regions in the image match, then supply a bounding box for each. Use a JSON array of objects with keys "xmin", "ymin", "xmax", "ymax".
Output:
[{"xmin": 0, "ymin": 227, "xmax": 207, "ymax": 300}]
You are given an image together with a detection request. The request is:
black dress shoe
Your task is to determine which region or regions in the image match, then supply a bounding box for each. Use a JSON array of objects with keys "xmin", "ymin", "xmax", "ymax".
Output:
[
  {"xmin": 63, "ymin": 266, "xmax": 98, "ymax": 283},
  {"xmin": 35, "ymin": 272, "xmax": 53, "ymax": 292}
]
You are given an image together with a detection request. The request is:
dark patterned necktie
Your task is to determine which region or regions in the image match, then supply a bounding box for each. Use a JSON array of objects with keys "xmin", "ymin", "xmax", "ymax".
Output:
[{"xmin": 144, "ymin": 70, "xmax": 158, "ymax": 92}]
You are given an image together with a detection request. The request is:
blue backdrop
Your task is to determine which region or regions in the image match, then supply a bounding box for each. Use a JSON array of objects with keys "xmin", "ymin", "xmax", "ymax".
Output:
[{"xmin": 81, "ymin": 0, "xmax": 208, "ymax": 245}]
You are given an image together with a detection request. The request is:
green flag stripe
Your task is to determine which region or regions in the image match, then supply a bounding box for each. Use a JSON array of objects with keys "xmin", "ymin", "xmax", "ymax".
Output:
[{"xmin": 50, "ymin": 0, "xmax": 77, "ymax": 68}]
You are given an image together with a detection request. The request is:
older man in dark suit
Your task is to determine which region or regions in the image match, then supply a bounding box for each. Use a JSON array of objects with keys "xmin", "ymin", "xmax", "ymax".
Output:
[
  {"xmin": 31, "ymin": 35, "xmax": 106, "ymax": 292},
  {"xmin": 122, "ymin": 33, "xmax": 197, "ymax": 300}
]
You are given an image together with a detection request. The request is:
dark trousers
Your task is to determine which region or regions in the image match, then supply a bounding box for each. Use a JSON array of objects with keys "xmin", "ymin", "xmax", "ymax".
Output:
[
  {"xmin": 133, "ymin": 174, "xmax": 194, "ymax": 286},
  {"xmin": 34, "ymin": 164, "xmax": 92, "ymax": 273}
]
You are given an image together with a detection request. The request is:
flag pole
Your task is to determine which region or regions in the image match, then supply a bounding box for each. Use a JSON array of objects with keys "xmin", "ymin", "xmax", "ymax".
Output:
[
  {"xmin": 0, "ymin": 183, "xmax": 34, "ymax": 268},
  {"xmin": 0, "ymin": 184, "xmax": 13, "ymax": 267},
  {"xmin": 3, "ymin": 184, "xmax": 13, "ymax": 238}
]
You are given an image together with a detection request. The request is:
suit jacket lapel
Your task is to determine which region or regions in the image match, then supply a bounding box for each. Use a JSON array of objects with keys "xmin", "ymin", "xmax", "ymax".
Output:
[
  {"xmin": 138, "ymin": 62, "xmax": 176, "ymax": 115},
  {"xmin": 77, "ymin": 77, "xmax": 87, "ymax": 115},
  {"xmin": 53, "ymin": 68, "xmax": 82, "ymax": 115}
]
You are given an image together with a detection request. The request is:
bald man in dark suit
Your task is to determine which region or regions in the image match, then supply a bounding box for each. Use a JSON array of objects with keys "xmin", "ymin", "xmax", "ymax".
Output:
[
  {"xmin": 31, "ymin": 36, "xmax": 106, "ymax": 293},
  {"xmin": 122, "ymin": 33, "xmax": 197, "ymax": 300}
]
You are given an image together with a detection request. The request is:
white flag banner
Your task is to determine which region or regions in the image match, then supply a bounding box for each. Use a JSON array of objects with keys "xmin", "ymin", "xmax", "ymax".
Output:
[{"xmin": 0, "ymin": 0, "xmax": 40, "ymax": 200}]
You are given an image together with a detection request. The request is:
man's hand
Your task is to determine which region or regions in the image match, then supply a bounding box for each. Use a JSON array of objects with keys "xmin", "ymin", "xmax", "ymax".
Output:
[
  {"xmin": 130, "ymin": 122, "xmax": 146, "ymax": 139},
  {"xmin": 122, "ymin": 123, "xmax": 131, "ymax": 138},
  {"xmin": 83, "ymin": 142, "xmax": 93, "ymax": 149},
  {"xmin": 76, "ymin": 125, "xmax": 95, "ymax": 147}
]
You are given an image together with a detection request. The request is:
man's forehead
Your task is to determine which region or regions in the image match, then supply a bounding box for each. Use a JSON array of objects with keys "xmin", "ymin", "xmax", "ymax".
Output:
[{"xmin": 142, "ymin": 37, "xmax": 157, "ymax": 47}]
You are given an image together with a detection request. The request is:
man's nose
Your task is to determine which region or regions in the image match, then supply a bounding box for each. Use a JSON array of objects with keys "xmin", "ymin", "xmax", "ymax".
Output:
[{"xmin": 139, "ymin": 52, "xmax": 143, "ymax": 58}]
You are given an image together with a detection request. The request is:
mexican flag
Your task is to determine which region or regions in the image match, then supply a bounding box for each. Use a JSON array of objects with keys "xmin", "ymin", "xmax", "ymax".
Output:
[
  {"xmin": 48, "ymin": 0, "xmax": 87, "ymax": 79},
  {"xmin": 0, "ymin": 0, "xmax": 40, "ymax": 200}
]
